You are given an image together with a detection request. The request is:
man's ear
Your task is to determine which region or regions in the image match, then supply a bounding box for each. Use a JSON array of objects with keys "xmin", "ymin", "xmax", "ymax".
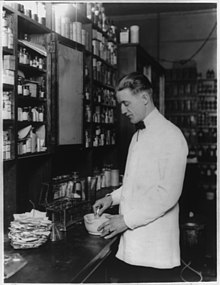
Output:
[{"xmin": 141, "ymin": 90, "xmax": 152, "ymax": 105}]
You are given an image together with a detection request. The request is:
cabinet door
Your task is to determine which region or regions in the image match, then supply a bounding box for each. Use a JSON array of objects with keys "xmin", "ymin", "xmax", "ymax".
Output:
[{"xmin": 58, "ymin": 43, "xmax": 83, "ymax": 145}]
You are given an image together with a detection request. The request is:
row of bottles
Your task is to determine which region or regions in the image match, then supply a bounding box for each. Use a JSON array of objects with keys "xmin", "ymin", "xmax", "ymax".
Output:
[
  {"xmin": 17, "ymin": 106, "xmax": 44, "ymax": 122},
  {"xmin": 3, "ymin": 130, "xmax": 12, "ymax": 160},
  {"xmin": 165, "ymin": 66, "xmax": 197, "ymax": 81},
  {"xmin": 167, "ymin": 114, "xmax": 196, "ymax": 128},
  {"xmin": 197, "ymin": 145, "xmax": 217, "ymax": 163},
  {"xmin": 93, "ymin": 106, "xmax": 115, "ymax": 123},
  {"xmin": 198, "ymin": 97, "xmax": 217, "ymax": 111},
  {"xmin": 93, "ymin": 58, "xmax": 116, "ymax": 86},
  {"xmin": 197, "ymin": 80, "xmax": 217, "ymax": 95},
  {"xmin": 165, "ymin": 82, "xmax": 197, "ymax": 97},
  {"xmin": 197, "ymin": 112, "xmax": 217, "ymax": 126},
  {"xmin": 85, "ymin": 105, "xmax": 115, "ymax": 124},
  {"xmin": 93, "ymin": 87, "xmax": 116, "ymax": 106},
  {"xmin": 165, "ymin": 99, "xmax": 197, "ymax": 112},
  {"xmin": 17, "ymin": 126, "xmax": 46, "ymax": 155},
  {"xmin": 85, "ymin": 127, "xmax": 116, "ymax": 148},
  {"xmin": 18, "ymin": 76, "xmax": 46, "ymax": 98},
  {"xmin": 86, "ymin": 3, "xmax": 117, "ymax": 42},
  {"xmin": 14, "ymin": 2, "xmax": 46, "ymax": 25},
  {"xmin": 93, "ymin": 127, "xmax": 116, "ymax": 147},
  {"xmin": 199, "ymin": 164, "xmax": 217, "ymax": 184},
  {"xmin": 92, "ymin": 29, "xmax": 117, "ymax": 65},
  {"xmin": 2, "ymin": 10, "xmax": 14, "ymax": 49},
  {"xmin": 198, "ymin": 128, "xmax": 217, "ymax": 144},
  {"xmin": 3, "ymin": 91, "xmax": 13, "ymax": 119},
  {"xmin": 18, "ymin": 46, "xmax": 46, "ymax": 70}
]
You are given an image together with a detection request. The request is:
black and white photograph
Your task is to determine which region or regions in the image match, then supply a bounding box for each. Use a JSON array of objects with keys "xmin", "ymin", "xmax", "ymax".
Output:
[{"xmin": 1, "ymin": 1, "xmax": 218, "ymax": 284}]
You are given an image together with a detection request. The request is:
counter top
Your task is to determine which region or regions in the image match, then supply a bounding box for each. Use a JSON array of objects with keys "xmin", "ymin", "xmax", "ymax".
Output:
[{"xmin": 4, "ymin": 221, "xmax": 119, "ymax": 283}]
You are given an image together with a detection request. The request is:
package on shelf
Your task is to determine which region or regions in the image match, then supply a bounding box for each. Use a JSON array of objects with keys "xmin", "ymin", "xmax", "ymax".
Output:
[
  {"xmin": 3, "ymin": 69, "xmax": 14, "ymax": 85},
  {"xmin": 24, "ymin": 81, "xmax": 38, "ymax": 98},
  {"xmin": 3, "ymin": 55, "xmax": 16, "ymax": 71},
  {"xmin": 8, "ymin": 209, "xmax": 52, "ymax": 249}
]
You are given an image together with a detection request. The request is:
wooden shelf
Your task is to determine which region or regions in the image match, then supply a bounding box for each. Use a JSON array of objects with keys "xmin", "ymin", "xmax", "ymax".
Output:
[
  {"xmin": 17, "ymin": 12, "xmax": 50, "ymax": 34},
  {"xmin": 17, "ymin": 95, "xmax": 47, "ymax": 104},
  {"xmin": 18, "ymin": 63, "xmax": 46, "ymax": 74},
  {"xmin": 17, "ymin": 121, "xmax": 46, "ymax": 128},
  {"xmin": 3, "ymin": 83, "xmax": 14, "ymax": 90},
  {"xmin": 3, "ymin": 47, "xmax": 14, "ymax": 55},
  {"xmin": 18, "ymin": 151, "xmax": 50, "ymax": 159}
]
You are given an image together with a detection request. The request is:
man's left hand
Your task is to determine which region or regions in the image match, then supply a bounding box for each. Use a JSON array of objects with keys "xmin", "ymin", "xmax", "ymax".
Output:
[{"xmin": 97, "ymin": 214, "xmax": 128, "ymax": 239}]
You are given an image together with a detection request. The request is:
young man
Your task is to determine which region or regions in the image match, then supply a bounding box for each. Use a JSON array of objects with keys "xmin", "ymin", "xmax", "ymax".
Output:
[{"xmin": 93, "ymin": 72, "xmax": 188, "ymax": 282}]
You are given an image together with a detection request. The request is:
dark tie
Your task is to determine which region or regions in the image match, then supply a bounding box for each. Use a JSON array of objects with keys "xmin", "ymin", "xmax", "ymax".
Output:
[{"xmin": 135, "ymin": 121, "xmax": 145, "ymax": 131}]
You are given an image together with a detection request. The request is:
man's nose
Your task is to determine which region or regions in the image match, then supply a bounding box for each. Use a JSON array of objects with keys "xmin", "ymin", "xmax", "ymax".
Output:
[{"xmin": 121, "ymin": 104, "xmax": 127, "ymax": 114}]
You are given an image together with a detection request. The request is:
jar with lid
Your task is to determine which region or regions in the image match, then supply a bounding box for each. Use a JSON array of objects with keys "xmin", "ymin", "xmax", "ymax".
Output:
[{"xmin": 120, "ymin": 27, "xmax": 129, "ymax": 44}]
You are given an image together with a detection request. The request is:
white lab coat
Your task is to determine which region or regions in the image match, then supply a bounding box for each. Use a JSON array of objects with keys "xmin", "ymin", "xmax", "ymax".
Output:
[{"xmin": 111, "ymin": 108, "xmax": 188, "ymax": 268}]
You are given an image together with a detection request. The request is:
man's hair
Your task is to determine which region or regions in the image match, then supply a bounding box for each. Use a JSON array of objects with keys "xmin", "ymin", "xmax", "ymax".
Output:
[{"xmin": 116, "ymin": 72, "xmax": 153, "ymax": 96}]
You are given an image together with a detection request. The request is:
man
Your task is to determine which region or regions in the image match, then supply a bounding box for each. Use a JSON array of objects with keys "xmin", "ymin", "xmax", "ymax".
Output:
[{"xmin": 93, "ymin": 72, "xmax": 188, "ymax": 282}]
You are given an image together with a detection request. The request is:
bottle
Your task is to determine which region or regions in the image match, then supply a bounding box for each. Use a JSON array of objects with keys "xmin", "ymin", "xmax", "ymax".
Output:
[{"xmin": 17, "ymin": 77, "xmax": 23, "ymax": 95}]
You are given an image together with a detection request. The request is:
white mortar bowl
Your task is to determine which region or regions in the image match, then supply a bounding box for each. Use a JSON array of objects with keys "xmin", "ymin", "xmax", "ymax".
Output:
[{"xmin": 84, "ymin": 213, "xmax": 110, "ymax": 235}]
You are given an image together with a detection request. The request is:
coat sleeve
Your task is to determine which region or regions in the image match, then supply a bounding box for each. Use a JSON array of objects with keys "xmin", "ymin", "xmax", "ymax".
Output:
[
  {"xmin": 123, "ymin": 132, "xmax": 188, "ymax": 229},
  {"xmin": 111, "ymin": 186, "xmax": 122, "ymax": 205}
]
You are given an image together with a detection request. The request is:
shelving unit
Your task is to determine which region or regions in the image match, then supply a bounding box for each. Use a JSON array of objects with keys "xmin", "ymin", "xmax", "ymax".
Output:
[{"xmin": 2, "ymin": 2, "xmax": 52, "ymax": 226}]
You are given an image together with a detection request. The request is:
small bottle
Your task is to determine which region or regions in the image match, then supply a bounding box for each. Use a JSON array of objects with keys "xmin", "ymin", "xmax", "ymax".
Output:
[
  {"xmin": 23, "ymin": 85, "xmax": 30, "ymax": 96},
  {"xmin": 17, "ymin": 77, "xmax": 23, "ymax": 95}
]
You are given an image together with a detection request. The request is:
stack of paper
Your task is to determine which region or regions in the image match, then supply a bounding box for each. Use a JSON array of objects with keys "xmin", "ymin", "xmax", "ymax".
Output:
[{"xmin": 8, "ymin": 209, "xmax": 52, "ymax": 249}]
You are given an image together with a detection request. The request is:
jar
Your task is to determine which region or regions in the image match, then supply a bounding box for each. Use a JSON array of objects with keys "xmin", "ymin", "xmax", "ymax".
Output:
[
  {"xmin": 130, "ymin": 25, "xmax": 139, "ymax": 43},
  {"xmin": 120, "ymin": 27, "xmax": 129, "ymax": 44}
]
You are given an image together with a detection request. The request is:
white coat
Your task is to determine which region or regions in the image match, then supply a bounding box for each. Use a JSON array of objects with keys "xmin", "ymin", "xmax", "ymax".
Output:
[{"xmin": 111, "ymin": 108, "xmax": 188, "ymax": 268}]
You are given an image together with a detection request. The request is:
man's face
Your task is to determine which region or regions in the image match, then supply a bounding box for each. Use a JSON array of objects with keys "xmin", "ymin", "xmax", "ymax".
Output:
[{"xmin": 116, "ymin": 88, "xmax": 147, "ymax": 124}]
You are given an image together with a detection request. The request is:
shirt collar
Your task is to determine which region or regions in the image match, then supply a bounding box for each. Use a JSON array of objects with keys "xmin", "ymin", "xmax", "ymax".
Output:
[{"xmin": 143, "ymin": 107, "xmax": 160, "ymax": 128}]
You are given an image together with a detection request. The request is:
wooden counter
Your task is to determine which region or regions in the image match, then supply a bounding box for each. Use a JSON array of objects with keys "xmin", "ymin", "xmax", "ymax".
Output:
[{"xmin": 4, "ymin": 221, "xmax": 119, "ymax": 283}]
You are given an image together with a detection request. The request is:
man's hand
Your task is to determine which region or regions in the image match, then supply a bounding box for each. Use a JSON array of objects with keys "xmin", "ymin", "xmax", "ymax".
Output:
[
  {"xmin": 97, "ymin": 214, "xmax": 128, "ymax": 239},
  {"xmin": 93, "ymin": 196, "xmax": 113, "ymax": 216}
]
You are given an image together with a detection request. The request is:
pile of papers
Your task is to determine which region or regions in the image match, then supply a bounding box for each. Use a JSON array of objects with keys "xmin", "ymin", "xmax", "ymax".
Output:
[{"xmin": 8, "ymin": 209, "xmax": 52, "ymax": 249}]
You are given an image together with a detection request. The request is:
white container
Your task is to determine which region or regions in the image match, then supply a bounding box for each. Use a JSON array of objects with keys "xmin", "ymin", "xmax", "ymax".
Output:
[
  {"xmin": 120, "ymin": 27, "xmax": 129, "ymax": 44},
  {"xmin": 84, "ymin": 213, "xmax": 110, "ymax": 235},
  {"xmin": 130, "ymin": 25, "xmax": 139, "ymax": 43},
  {"xmin": 111, "ymin": 169, "xmax": 119, "ymax": 187}
]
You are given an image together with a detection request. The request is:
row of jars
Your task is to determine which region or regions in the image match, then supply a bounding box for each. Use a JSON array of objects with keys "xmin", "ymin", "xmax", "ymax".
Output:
[
  {"xmin": 18, "ymin": 47, "xmax": 46, "ymax": 69},
  {"xmin": 3, "ymin": 91, "xmax": 13, "ymax": 120},
  {"xmin": 18, "ymin": 106, "xmax": 44, "ymax": 122},
  {"xmin": 93, "ymin": 58, "xmax": 116, "ymax": 86},
  {"xmin": 165, "ymin": 99, "xmax": 197, "ymax": 112},
  {"xmin": 92, "ymin": 38, "xmax": 117, "ymax": 66}
]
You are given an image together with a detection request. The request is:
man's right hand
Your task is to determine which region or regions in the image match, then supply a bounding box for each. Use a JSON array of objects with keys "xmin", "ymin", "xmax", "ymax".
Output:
[{"xmin": 93, "ymin": 195, "xmax": 113, "ymax": 216}]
